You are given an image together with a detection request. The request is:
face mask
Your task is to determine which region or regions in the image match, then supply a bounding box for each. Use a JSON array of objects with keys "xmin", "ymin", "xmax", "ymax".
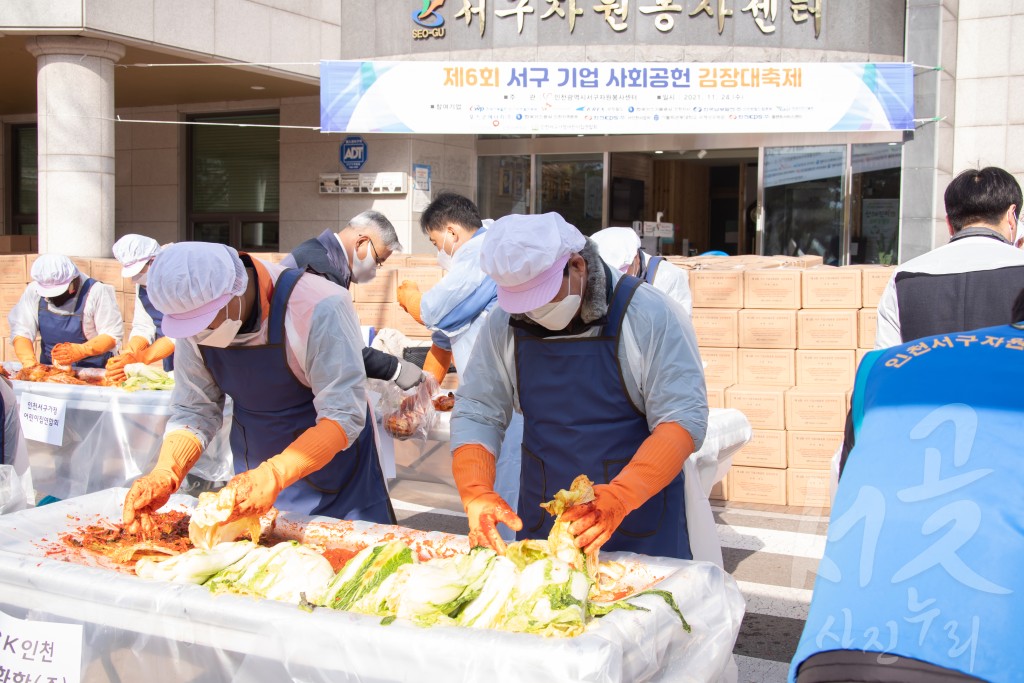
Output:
[
  {"xmin": 46, "ymin": 287, "xmax": 75, "ymax": 308},
  {"xmin": 526, "ymin": 274, "xmax": 581, "ymax": 331},
  {"xmin": 199, "ymin": 297, "xmax": 243, "ymax": 348},
  {"xmin": 133, "ymin": 270, "xmax": 148, "ymax": 287},
  {"xmin": 351, "ymin": 239, "xmax": 378, "ymax": 284},
  {"xmin": 436, "ymin": 231, "xmax": 454, "ymax": 271}
]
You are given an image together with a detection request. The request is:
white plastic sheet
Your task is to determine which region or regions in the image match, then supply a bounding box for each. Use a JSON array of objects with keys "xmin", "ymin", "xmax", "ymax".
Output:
[
  {"xmin": 0, "ymin": 490, "xmax": 745, "ymax": 683},
  {"xmin": 4, "ymin": 366, "xmax": 234, "ymax": 501}
]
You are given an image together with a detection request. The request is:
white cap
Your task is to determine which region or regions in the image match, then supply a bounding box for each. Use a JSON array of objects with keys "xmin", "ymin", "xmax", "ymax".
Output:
[
  {"xmin": 146, "ymin": 243, "xmax": 248, "ymax": 338},
  {"xmin": 591, "ymin": 227, "xmax": 641, "ymax": 272},
  {"xmin": 31, "ymin": 254, "xmax": 81, "ymax": 298},
  {"xmin": 480, "ymin": 213, "xmax": 586, "ymax": 314},
  {"xmin": 112, "ymin": 234, "xmax": 162, "ymax": 278}
]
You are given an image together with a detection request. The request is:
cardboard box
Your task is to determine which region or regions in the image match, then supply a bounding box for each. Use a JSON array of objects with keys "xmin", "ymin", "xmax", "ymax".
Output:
[
  {"xmin": 706, "ymin": 384, "xmax": 729, "ymax": 409},
  {"xmin": 404, "ymin": 255, "xmax": 441, "ymax": 268},
  {"xmin": 440, "ymin": 372, "xmax": 459, "ymax": 391},
  {"xmin": 699, "ymin": 347, "xmax": 737, "ymax": 386},
  {"xmin": 733, "ymin": 429, "xmax": 787, "ymax": 469},
  {"xmin": 794, "ymin": 255, "xmax": 824, "ymax": 268},
  {"xmin": 857, "ymin": 266, "xmax": 894, "ymax": 309},
  {"xmin": 396, "ymin": 267, "xmax": 444, "ymax": 294},
  {"xmin": 350, "ymin": 268, "xmax": 398, "ymax": 303},
  {"xmin": 725, "ymin": 385, "xmax": 787, "ymax": 430},
  {"xmin": 691, "ymin": 309, "xmax": 739, "ymax": 348},
  {"xmin": 729, "ymin": 466, "xmax": 787, "ymax": 506},
  {"xmin": 121, "ymin": 292, "xmax": 135, "ymax": 324},
  {"xmin": 737, "ymin": 349, "xmax": 795, "ymax": 387},
  {"xmin": 89, "ymin": 259, "xmax": 124, "ymax": 291},
  {"xmin": 391, "ymin": 303, "xmax": 432, "ymax": 338},
  {"xmin": 69, "ymin": 257, "xmax": 91, "ymax": 278},
  {"xmin": 0, "ymin": 316, "xmax": 9, "ymax": 339},
  {"xmin": 0, "ymin": 235, "xmax": 36, "ymax": 254},
  {"xmin": 743, "ymin": 269, "xmax": 801, "ymax": 309},
  {"xmin": 858, "ymin": 308, "xmax": 877, "ymax": 349},
  {"xmin": 2, "ymin": 338, "xmax": 14, "ymax": 362},
  {"xmin": 787, "ymin": 468, "xmax": 832, "ymax": 508},
  {"xmin": 690, "ymin": 270, "xmax": 744, "ymax": 308},
  {"xmin": 0, "ymin": 256, "xmax": 27, "ymax": 285},
  {"xmin": 785, "ymin": 387, "xmax": 848, "ymax": 432},
  {"xmin": 709, "ymin": 474, "xmax": 729, "ymax": 502},
  {"xmin": 797, "ymin": 309, "xmax": 858, "ymax": 350},
  {"xmin": 353, "ymin": 302, "xmax": 395, "ymax": 330},
  {"xmin": 738, "ymin": 309, "xmax": 797, "ymax": 349},
  {"xmin": 801, "ymin": 267, "xmax": 862, "ymax": 309},
  {"xmin": 856, "ymin": 347, "xmax": 872, "ymax": 367},
  {"xmin": 0, "ymin": 284, "xmax": 24, "ymax": 314},
  {"xmin": 787, "ymin": 431, "xmax": 843, "ymax": 470},
  {"xmin": 796, "ymin": 350, "xmax": 856, "ymax": 388}
]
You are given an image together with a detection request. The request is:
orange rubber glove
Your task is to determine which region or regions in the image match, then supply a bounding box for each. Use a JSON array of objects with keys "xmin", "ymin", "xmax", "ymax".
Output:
[
  {"xmin": 139, "ymin": 336, "xmax": 175, "ymax": 365},
  {"xmin": 422, "ymin": 344, "xmax": 453, "ymax": 385},
  {"xmin": 123, "ymin": 431, "xmax": 204, "ymax": 537},
  {"xmin": 125, "ymin": 336, "xmax": 150, "ymax": 356},
  {"xmin": 453, "ymin": 444, "xmax": 522, "ymax": 554},
  {"xmin": 12, "ymin": 336, "xmax": 37, "ymax": 369},
  {"xmin": 51, "ymin": 334, "xmax": 116, "ymax": 366},
  {"xmin": 105, "ymin": 336, "xmax": 150, "ymax": 383},
  {"xmin": 223, "ymin": 418, "xmax": 349, "ymax": 520},
  {"xmin": 561, "ymin": 422, "xmax": 694, "ymax": 556},
  {"xmin": 397, "ymin": 280, "xmax": 423, "ymax": 324}
]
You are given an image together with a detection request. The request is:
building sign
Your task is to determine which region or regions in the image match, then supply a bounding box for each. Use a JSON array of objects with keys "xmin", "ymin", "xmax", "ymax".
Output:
[
  {"xmin": 409, "ymin": 0, "xmax": 822, "ymax": 38},
  {"xmin": 321, "ymin": 61, "xmax": 913, "ymax": 135},
  {"xmin": 340, "ymin": 136, "xmax": 367, "ymax": 170}
]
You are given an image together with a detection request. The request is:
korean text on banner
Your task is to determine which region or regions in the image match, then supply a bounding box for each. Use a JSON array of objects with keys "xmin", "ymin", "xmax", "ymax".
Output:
[
  {"xmin": 320, "ymin": 61, "xmax": 914, "ymax": 135},
  {"xmin": 0, "ymin": 609, "xmax": 83, "ymax": 683},
  {"xmin": 18, "ymin": 392, "xmax": 67, "ymax": 446}
]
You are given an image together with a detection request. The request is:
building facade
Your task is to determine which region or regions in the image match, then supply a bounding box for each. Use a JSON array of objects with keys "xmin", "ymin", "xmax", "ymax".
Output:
[{"xmin": 0, "ymin": 1, "xmax": 1017, "ymax": 262}]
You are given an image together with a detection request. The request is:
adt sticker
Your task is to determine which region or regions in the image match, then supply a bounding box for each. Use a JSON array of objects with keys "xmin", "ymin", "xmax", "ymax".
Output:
[
  {"xmin": 19, "ymin": 392, "xmax": 67, "ymax": 446},
  {"xmin": 341, "ymin": 136, "xmax": 367, "ymax": 170}
]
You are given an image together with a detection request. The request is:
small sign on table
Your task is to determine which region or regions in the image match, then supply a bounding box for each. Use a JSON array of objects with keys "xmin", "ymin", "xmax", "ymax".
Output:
[{"xmin": 18, "ymin": 392, "xmax": 67, "ymax": 446}]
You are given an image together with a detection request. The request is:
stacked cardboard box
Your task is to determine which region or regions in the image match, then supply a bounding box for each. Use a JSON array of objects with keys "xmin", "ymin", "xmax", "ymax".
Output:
[{"xmin": 680, "ymin": 256, "xmax": 894, "ymax": 509}]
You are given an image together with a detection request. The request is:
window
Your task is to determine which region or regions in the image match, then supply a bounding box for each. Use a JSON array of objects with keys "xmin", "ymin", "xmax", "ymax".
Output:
[
  {"xmin": 187, "ymin": 112, "xmax": 280, "ymax": 251},
  {"xmin": 10, "ymin": 124, "xmax": 38, "ymax": 235}
]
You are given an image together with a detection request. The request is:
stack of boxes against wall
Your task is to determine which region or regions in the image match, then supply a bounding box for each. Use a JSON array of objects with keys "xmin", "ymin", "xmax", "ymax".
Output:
[{"xmin": 680, "ymin": 255, "xmax": 890, "ymax": 510}]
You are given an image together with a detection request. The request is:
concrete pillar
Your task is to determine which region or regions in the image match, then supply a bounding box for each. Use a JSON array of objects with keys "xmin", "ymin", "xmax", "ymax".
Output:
[{"xmin": 26, "ymin": 36, "xmax": 125, "ymax": 257}]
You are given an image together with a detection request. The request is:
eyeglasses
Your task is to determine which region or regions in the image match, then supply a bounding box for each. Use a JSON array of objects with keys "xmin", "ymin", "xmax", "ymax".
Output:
[{"xmin": 366, "ymin": 239, "xmax": 384, "ymax": 268}]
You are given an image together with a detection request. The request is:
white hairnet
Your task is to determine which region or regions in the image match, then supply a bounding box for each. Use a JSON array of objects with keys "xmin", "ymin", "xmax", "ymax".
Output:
[
  {"xmin": 592, "ymin": 227, "xmax": 641, "ymax": 271},
  {"xmin": 31, "ymin": 254, "xmax": 81, "ymax": 297},
  {"xmin": 112, "ymin": 234, "xmax": 162, "ymax": 278},
  {"xmin": 146, "ymin": 243, "xmax": 248, "ymax": 336}
]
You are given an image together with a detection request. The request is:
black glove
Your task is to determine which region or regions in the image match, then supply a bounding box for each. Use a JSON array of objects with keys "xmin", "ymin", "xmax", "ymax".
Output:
[{"xmin": 395, "ymin": 358, "xmax": 427, "ymax": 391}]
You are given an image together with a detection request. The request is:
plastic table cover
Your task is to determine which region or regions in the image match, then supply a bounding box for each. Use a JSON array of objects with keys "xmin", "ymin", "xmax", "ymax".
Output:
[
  {"xmin": 4, "ymin": 365, "xmax": 234, "ymax": 501},
  {"xmin": 0, "ymin": 490, "xmax": 745, "ymax": 683}
]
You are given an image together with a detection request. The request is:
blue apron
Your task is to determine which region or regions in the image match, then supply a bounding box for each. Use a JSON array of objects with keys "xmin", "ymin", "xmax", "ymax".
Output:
[
  {"xmin": 137, "ymin": 285, "xmax": 174, "ymax": 372},
  {"xmin": 38, "ymin": 277, "xmax": 112, "ymax": 369},
  {"xmin": 790, "ymin": 323, "xmax": 1024, "ymax": 682},
  {"xmin": 200, "ymin": 268, "xmax": 394, "ymax": 523},
  {"xmin": 643, "ymin": 255, "xmax": 663, "ymax": 285},
  {"xmin": 513, "ymin": 274, "xmax": 690, "ymax": 559}
]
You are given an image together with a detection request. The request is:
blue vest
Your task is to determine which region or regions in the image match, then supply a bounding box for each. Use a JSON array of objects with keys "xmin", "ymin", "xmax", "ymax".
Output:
[
  {"xmin": 137, "ymin": 285, "xmax": 173, "ymax": 372},
  {"xmin": 200, "ymin": 268, "xmax": 394, "ymax": 523},
  {"xmin": 643, "ymin": 255, "xmax": 663, "ymax": 285},
  {"xmin": 513, "ymin": 275, "xmax": 690, "ymax": 559},
  {"xmin": 790, "ymin": 323, "xmax": 1024, "ymax": 682},
  {"xmin": 38, "ymin": 277, "xmax": 112, "ymax": 369}
]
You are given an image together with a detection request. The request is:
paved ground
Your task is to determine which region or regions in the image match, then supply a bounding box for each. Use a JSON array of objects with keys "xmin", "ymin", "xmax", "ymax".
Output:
[{"xmin": 391, "ymin": 482, "xmax": 829, "ymax": 683}]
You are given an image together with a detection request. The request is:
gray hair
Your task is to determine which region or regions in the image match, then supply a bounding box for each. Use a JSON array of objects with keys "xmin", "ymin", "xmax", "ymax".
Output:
[{"xmin": 345, "ymin": 210, "xmax": 403, "ymax": 253}]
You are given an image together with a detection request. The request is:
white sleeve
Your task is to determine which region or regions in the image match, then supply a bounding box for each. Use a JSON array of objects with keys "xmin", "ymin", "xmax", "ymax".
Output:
[
  {"xmin": 874, "ymin": 275, "xmax": 902, "ymax": 349},
  {"xmin": 653, "ymin": 262, "xmax": 693, "ymax": 316},
  {"xmin": 303, "ymin": 295, "xmax": 368, "ymax": 443},
  {"xmin": 85, "ymin": 284, "xmax": 124, "ymax": 347},
  {"xmin": 165, "ymin": 338, "xmax": 226, "ymax": 448},
  {"xmin": 7, "ymin": 286, "xmax": 40, "ymax": 342},
  {"xmin": 129, "ymin": 287, "xmax": 157, "ymax": 342},
  {"xmin": 450, "ymin": 310, "xmax": 515, "ymax": 458}
]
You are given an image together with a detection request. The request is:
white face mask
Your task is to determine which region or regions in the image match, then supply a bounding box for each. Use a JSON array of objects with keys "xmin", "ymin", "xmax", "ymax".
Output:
[
  {"xmin": 436, "ymin": 231, "xmax": 454, "ymax": 271},
  {"xmin": 526, "ymin": 274, "xmax": 581, "ymax": 331},
  {"xmin": 351, "ymin": 239, "xmax": 378, "ymax": 284},
  {"xmin": 132, "ymin": 270, "xmax": 148, "ymax": 287},
  {"xmin": 198, "ymin": 297, "xmax": 243, "ymax": 348}
]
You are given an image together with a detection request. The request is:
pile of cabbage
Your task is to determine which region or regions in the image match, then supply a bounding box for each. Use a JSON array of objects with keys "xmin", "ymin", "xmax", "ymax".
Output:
[
  {"xmin": 135, "ymin": 477, "xmax": 687, "ymax": 638},
  {"xmin": 121, "ymin": 363, "xmax": 174, "ymax": 391}
]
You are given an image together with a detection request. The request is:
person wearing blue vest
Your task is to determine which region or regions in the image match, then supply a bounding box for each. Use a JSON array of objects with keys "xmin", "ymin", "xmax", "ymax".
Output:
[
  {"xmin": 591, "ymin": 226, "xmax": 693, "ymax": 315},
  {"xmin": 790, "ymin": 315, "xmax": 1024, "ymax": 682},
  {"xmin": 8, "ymin": 254, "xmax": 122, "ymax": 370},
  {"xmin": 122, "ymin": 243, "xmax": 393, "ymax": 537},
  {"xmin": 105, "ymin": 234, "xmax": 175, "ymax": 384},
  {"xmin": 450, "ymin": 213, "xmax": 720, "ymax": 563}
]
